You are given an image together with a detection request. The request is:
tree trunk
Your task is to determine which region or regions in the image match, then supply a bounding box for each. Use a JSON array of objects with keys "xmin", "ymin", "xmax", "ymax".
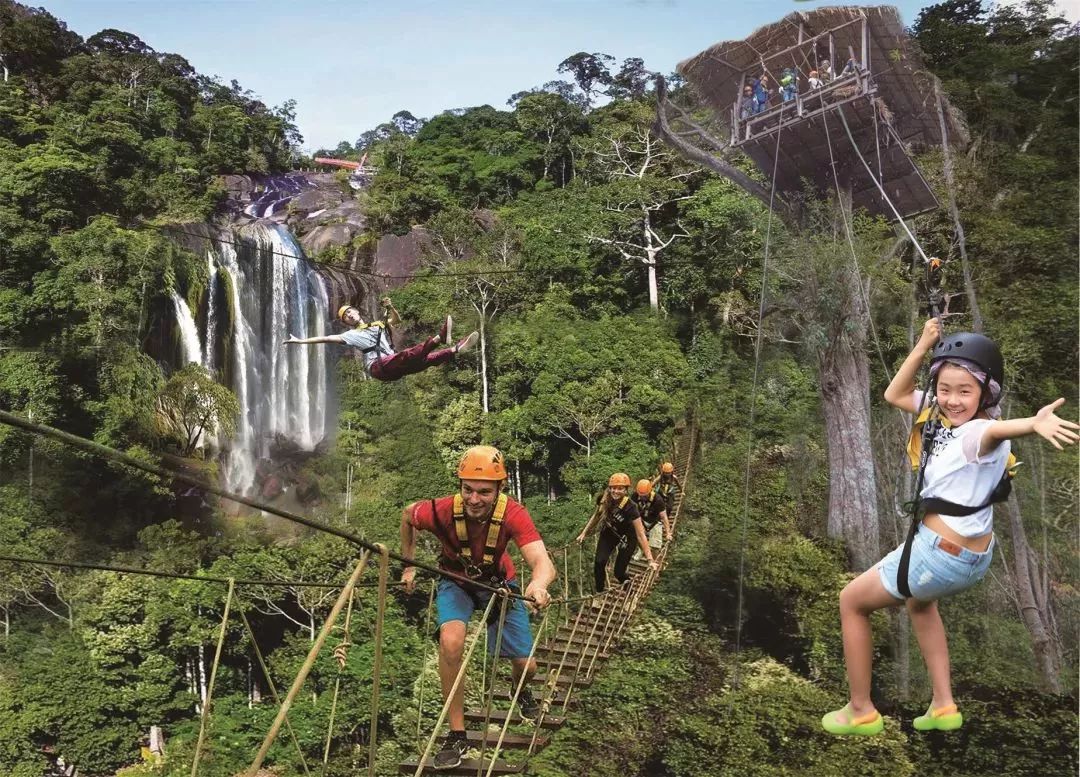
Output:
[
  {"xmin": 27, "ymin": 407, "xmax": 33, "ymax": 501},
  {"xmin": 479, "ymin": 314, "xmax": 489, "ymax": 413},
  {"xmin": 197, "ymin": 645, "xmax": 208, "ymax": 712},
  {"xmin": 646, "ymin": 259, "xmax": 659, "ymax": 311},
  {"xmin": 515, "ymin": 458, "xmax": 523, "ymax": 501},
  {"xmin": 643, "ymin": 209, "xmax": 659, "ymax": 311},
  {"xmin": 818, "ymin": 248, "xmax": 880, "ymax": 571},
  {"xmin": 893, "ymin": 609, "xmax": 911, "ymax": 701},
  {"xmin": 1004, "ymin": 492, "xmax": 1063, "ymax": 692}
]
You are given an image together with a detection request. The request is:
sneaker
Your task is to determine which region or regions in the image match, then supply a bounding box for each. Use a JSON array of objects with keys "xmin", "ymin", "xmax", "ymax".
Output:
[
  {"xmin": 517, "ymin": 687, "xmax": 541, "ymax": 721},
  {"xmin": 454, "ymin": 331, "xmax": 479, "ymax": 354},
  {"xmin": 437, "ymin": 315, "xmax": 453, "ymax": 345},
  {"xmin": 433, "ymin": 730, "xmax": 468, "ymax": 770}
]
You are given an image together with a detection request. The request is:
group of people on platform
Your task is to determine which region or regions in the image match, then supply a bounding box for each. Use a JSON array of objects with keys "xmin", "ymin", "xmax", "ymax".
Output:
[{"xmin": 739, "ymin": 56, "xmax": 862, "ymax": 119}]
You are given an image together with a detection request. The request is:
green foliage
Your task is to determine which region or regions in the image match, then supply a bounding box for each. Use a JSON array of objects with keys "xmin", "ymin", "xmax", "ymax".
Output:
[
  {"xmin": 664, "ymin": 655, "xmax": 914, "ymax": 777},
  {"xmin": 901, "ymin": 688, "xmax": 1077, "ymax": 777},
  {"xmin": 156, "ymin": 363, "xmax": 239, "ymax": 457},
  {"xmin": 0, "ymin": 2, "xmax": 1074, "ymax": 774}
]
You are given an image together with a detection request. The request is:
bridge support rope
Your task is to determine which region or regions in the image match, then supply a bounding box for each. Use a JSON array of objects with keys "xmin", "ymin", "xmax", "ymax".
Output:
[{"xmin": 248, "ymin": 552, "xmax": 372, "ymax": 775}]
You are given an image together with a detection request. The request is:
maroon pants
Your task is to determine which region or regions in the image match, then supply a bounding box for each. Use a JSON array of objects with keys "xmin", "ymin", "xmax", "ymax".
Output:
[{"xmin": 368, "ymin": 337, "xmax": 456, "ymax": 381}]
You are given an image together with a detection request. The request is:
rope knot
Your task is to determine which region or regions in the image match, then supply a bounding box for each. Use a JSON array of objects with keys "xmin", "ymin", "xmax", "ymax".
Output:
[{"xmin": 333, "ymin": 640, "xmax": 351, "ymax": 669}]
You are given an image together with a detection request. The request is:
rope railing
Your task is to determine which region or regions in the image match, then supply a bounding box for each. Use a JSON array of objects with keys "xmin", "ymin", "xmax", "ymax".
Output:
[
  {"xmin": 0, "ymin": 410, "xmax": 537, "ymax": 604},
  {"xmin": 0, "ymin": 404, "xmax": 696, "ymax": 775}
]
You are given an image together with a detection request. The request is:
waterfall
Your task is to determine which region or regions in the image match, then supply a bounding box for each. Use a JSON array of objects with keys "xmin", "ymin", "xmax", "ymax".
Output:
[
  {"xmin": 204, "ymin": 256, "xmax": 218, "ymax": 374},
  {"xmin": 171, "ymin": 291, "xmax": 203, "ymax": 366},
  {"xmin": 215, "ymin": 242, "xmax": 256, "ymax": 491},
  {"xmin": 209, "ymin": 222, "xmax": 332, "ymax": 493}
]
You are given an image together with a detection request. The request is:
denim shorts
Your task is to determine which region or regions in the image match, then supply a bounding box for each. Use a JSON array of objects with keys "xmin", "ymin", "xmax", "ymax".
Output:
[
  {"xmin": 878, "ymin": 523, "xmax": 994, "ymax": 601},
  {"xmin": 436, "ymin": 579, "xmax": 534, "ymax": 658}
]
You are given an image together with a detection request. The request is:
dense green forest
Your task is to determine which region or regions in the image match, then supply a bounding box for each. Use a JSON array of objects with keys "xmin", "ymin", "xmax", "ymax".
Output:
[{"xmin": 0, "ymin": 1, "xmax": 1077, "ymax": 775}]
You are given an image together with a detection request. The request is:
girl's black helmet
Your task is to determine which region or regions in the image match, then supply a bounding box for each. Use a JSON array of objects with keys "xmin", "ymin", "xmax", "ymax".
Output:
[{"xmin": 930, "ymin": 332, "xmax": 1004, "ymax": 386}]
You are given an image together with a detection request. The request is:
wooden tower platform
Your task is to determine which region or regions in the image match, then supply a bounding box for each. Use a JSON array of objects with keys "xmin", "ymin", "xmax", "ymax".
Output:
[{"xmin": 677, "ymin": 5, "xmax": 968, "ymax": 221}]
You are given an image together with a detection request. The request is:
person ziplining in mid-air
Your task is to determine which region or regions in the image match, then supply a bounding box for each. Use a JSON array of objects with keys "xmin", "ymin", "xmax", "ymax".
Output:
[{"xmin": 284, "ymin": 296, "xmax": 477, "ymax": 381}]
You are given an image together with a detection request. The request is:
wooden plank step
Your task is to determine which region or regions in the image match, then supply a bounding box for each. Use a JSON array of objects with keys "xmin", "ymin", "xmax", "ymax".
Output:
[
  {"xmin": 465, "ymin": 709, "xmax": 565, "ymax": 729},
  {"xmin": 556, "ymin": 624, "xmax": 619, "ymax": 640},
  {"xmin": 496, "ymin": 687, "xmax": 575, "ymax": 708},
  {"xmin": 538, "ymin": 641, "xmax": 609, "ymax": 658},
  {"xmin": 400, "ymin": 757, "xmax": 522, "ymax": 775},
  {"xmin": 537, "ymin": 649, "xmax": 609, "ymax": 665},
  {"xmin": 465, "ymin": 729, "xmax": 549, "ymax": 748},
  {"xmin": 531, "ymin": 671, "xmax": 591, "ymax": 687},
  {"xmin": 535, "ymin": 654, "xmax": 605, "ymax": 670}
]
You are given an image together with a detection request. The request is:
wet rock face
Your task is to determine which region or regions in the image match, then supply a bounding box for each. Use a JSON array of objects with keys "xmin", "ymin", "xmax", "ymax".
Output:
[
  {"xmin": 218, "ymin": 170, "xmax": 435, "ymax": 322},
  {"xmin": 222, "ymin": 172, "xmax": 366, "ymax": 257}
]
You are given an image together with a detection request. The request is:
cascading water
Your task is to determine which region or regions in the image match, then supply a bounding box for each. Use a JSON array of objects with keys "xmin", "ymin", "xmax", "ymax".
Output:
[
  {"xmin": 171, "ymin": 291, "xmax": 203, "ymax": 366},
  {"xmin": 206, "ymin": 221, "xmax": 331, "ymax": 494},
  {"xmin": 204, "ymin": 256, "xmax": 218, "ymax": 375}
]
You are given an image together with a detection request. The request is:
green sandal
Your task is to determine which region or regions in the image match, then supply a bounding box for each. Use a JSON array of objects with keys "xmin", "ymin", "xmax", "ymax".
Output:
[
  {"xmin": 821, "ymin": 704, "xmax": 884, "ymax": 736},
  {"xmin": 913, "ymin": 703, "xmax": 963, "ymax": 731}
]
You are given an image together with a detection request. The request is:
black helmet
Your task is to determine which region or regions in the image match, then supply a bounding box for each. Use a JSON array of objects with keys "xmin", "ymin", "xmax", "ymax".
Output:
[{"xmin": 930, "ymin": 332, "xmax": 1004, "ymax": 387}]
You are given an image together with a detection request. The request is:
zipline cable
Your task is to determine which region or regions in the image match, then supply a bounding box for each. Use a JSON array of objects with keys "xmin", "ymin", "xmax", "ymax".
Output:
[
  {"xmin": 836, "ymin": 106, "xmax": 933, "ymax": 265},
  {"xmin": 0, "ymin": 552, "xmax": 411, "ymax": 590},
  {"xmin": 821, "ymin": 104, "xmax": 894, "ymax": 383},
  {"xmin": 0, "ymin": 410, "xmax": 535, "ymax": 603},
  {"xmin": 142, "ymin": 220, "xmax": 529, "ymax": 280},
  {"xmin": 733, "ymin": 110, "xmax": 785, "ymax": 685}
]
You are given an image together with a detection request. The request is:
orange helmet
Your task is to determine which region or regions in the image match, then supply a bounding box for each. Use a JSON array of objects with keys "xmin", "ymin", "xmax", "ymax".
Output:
[
  {"xmin": 337, "ymin": 304, "xmax": 353, "ymax": 323},
  {"xmin": 635, "ymin": 479, "xmax": 652, "ymax": 496},
  {"xmin": 457, "ymin": 445, "xmax": 507, "ymax": 482},
  {"xmin": 608, "ymin": 472, "xmax": 631, "ymax": 487},
  {"xmin": 661, "ymin": 462, "xmax": 674, "ymax": 474}
]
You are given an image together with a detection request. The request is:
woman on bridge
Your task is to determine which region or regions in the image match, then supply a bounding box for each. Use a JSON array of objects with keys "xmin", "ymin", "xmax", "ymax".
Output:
[
  {"xmin": 284, "ymin": 296, "xmax": 477, "ymax": 381},
  {"xmin": 576, "ymin": 473, "xmax": 659, "ymax": 598}
]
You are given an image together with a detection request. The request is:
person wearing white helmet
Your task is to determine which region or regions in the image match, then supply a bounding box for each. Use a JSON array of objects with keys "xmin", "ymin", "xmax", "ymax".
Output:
[{"xmin": 284, "ymin": 296, "xmax": 477, "ymax": 381}]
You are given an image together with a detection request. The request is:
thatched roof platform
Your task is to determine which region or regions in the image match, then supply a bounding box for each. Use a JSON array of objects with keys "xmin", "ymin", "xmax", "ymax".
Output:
[{"xmin": 677, "ymin": 5, "xmax": 967, "ymax": 149}]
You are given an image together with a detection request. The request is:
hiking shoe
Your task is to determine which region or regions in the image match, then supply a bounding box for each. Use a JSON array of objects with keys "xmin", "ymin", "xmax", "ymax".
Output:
[
  {"xmin": 517, "ymin": 687, "xmax": 541, "ymax": 721},
  {"xmin": 913, "ymin": 703, "xmax": 963, "ymax": 732},
  {"xmin": 437, "ymin": 315, "xmax": 452, "ymax": 345},
  {"xmin": 433, "ymin": 730, "xmax": 468, "ymax": 770},
  {"xmin": 454, "ymin": 331, "xmax": 479, "ymax": 354}
]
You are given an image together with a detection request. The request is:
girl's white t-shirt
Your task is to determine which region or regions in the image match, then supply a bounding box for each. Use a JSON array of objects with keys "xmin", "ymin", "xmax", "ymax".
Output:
[{"xmin": 913, "ymin": 391, "xmax": 1011, "ymax": 537}]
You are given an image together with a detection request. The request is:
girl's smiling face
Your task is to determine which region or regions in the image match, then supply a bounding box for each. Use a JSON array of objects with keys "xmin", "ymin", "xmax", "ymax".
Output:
[{"xmin": 935, "ymin": 364, "xmax": 984, "ymax": 425}]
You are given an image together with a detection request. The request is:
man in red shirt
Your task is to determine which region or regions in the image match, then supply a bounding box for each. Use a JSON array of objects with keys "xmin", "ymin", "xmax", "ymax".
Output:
[{"xmin": 400, "ymin": 445, "xmax": 556, "ymax": 770}]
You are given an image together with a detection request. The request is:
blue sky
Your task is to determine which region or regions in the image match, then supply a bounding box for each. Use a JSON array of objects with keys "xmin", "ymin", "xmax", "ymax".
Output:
[{"xmin": 37, "ymin": 1, "xmax": 1049, "ymax": 151}]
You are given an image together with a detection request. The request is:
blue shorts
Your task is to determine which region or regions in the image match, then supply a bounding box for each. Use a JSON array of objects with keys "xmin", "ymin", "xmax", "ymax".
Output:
[
  {"xmin": 435, "ymin": 579, "xmax": 534, "ymax": 659},
  {"xmin": 878, "ymin": 523, "xmax": 994, "ymax": 601}
]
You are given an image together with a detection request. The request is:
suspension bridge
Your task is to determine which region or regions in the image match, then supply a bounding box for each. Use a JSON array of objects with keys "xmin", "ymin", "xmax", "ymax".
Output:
[{"xmin": 0, "ymin": 408, "xmax": 696, "ymax": 776}]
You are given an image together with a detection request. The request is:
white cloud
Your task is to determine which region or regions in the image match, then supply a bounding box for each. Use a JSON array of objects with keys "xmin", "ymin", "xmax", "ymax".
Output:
[{"xmin": 994, "ymin": 0, "xmax": 1080, "ymax": 23}]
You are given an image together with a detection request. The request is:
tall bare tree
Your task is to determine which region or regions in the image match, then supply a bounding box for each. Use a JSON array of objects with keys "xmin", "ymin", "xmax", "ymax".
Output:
[{"xmin": 586, "ymin": 100, "xmax": 695, "ymax": 312}]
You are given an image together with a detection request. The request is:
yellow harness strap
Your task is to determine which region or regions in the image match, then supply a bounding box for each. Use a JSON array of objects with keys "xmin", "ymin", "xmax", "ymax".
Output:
[
  {"xmin": 452, "ymin": 492, "xmax": 508, "ymax": 567},
  {"xmin": 906, "ymin": 406, "xmax": 1018, "ymax": 474}
]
